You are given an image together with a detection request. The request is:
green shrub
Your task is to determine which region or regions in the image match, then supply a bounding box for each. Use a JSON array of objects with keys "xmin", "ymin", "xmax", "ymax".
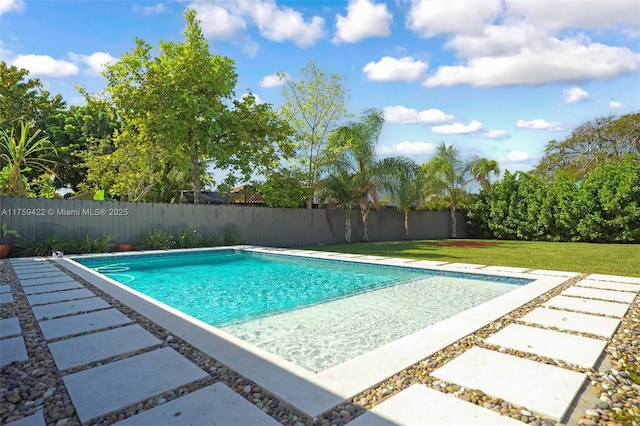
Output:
[{"xmin": 136, "ymin": 228, "xmax": 173, "ymax": 250}]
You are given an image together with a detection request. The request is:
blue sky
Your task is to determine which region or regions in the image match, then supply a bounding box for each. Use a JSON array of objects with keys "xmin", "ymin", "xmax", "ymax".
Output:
[{"xmin": 1, "ymin": 0, "xmax": 639, "ymax": 176}]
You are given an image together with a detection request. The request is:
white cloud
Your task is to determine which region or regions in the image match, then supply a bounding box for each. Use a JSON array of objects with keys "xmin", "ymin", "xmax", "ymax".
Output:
[
  {"xmin": 506, "ymin": 150, "xmax": 530, "ymax": 162},
  {"xmin": 406, "ymin": 0, "xmax": 503, "ymax": 37},
  {"xmin": 333, "ymin": 0, "xmax": 392, "ymax": 44},
  {"xmin": 251, "ymin": 1, "xmax": 326, "ymax": 47},
  {"xmin": 383, "ymin": 105, "xmax": 453, "ymax": 124},
  {"xmin": 12, "ymin": 54, "xmax": 78, "ymax": 77},
  {"xmin": 432, "ymin": 120, "xmax": 483, "ymax": 135},
  {"xmin": 191, "ymin": 3, "xmax": 247, "ymax": 40},
  {"xmin": 363, "ymin": 56, "xmax": 428, "ymax": 82},
  {"xmin": 506, "ymin": 0, "xmax": 640, "ymax": 31},
  {"xmin": 69, "ymin": 52, "xmax": 118, "ymax": 75},
  {"xmin": 377, "ymin": 141, "xmax": 436, "ymax": 157},
  {"xmin": 609, "ymin": 101, "xmax": 623, "ymax": 109},
  {"xmin": 563, "ymin": 87, "xmax": 590, "ymax": 104},
  {"xmin": 259, "ymin": 73, "xmax": 286, "ymax": 88},
  {"xmin": 516, "ymin": 119, "xmax": 563, "ymax": 131},
  {"xmin": 424, "ymin": 38, "xmax": 640, "ymax": 88},
  {"xmin": 481, "ymin": 129, "xmax": 510, "ymax": 140},
  {"xmin": 0, "ymin": 0, "xmax": 24, "ymax": 15},
  {"xmin": 191, "ymin": 0, "xmax": 326, "ymax": 48},
  {"xmin": 136, "ymin": 3, "xmax": 166, "ymax": 15}
]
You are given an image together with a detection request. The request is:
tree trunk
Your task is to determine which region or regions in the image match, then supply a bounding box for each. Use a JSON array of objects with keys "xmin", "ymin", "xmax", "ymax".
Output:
[
  {"xmin": 344, "ymin": 212, "xmax": 352, "ymax": 243},
  {"xmin": 450, "ymin": 204, "xmax": 457, "ymax": 238},
  {"xmin": 404, "ymin": 211, "xmax": 409, "ymax": 240},
  {"xmin": 190, "ymin": 136, "xmax": 201, "ymax": 204},
  {"xmin": 360, "ymin": 201, "xmax": 369, "ymax": 242}
]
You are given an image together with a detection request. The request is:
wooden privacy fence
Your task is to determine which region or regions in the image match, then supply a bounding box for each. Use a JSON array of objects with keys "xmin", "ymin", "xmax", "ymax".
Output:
[{"xmin": 0, "ymin": 197, "xmax": 466, "ymax": 247}]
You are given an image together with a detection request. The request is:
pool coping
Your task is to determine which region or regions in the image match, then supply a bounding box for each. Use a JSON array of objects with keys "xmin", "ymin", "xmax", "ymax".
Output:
[{"xmin": 58, "ymin": 246, "xmax": 574, "ymax": 419}]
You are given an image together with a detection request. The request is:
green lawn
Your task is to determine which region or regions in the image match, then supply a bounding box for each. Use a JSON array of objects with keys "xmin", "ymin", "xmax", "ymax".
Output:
[{"xmin": 305, "ymin": 240, "xmax": 640, "ymax": 278}]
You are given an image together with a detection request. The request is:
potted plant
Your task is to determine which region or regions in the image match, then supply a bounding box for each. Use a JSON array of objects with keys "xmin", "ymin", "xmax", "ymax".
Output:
[{"xmin": 1, "ymin": 223, "xmax": 20, "ymax": 258}]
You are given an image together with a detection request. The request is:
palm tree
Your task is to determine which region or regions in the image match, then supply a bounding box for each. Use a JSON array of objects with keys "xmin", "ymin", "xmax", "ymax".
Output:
[
  {"xmin": 326, "ymin": 108, "xmax": 385, "ymax": 242},
  {"xmin": 319, "ymin": 158, "xmax": 358, "ymax": 243},
  {"xmin": 422, "ymin": 142, "xmax": 488, "ymax": 238},
  {"xmin": 380, "ymin": 157, "xmax": 423, "ymax": 239},
  {"xmin": 0, "ymin": 121, "xmax": 57, "ymax": 197},
  {"xmin": 472, "ymin": 158, "xmax": 500, "ymax": 191}
]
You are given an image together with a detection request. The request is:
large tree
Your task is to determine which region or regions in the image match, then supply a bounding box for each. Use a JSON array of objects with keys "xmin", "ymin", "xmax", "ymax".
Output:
[
  {"xmin": 279, "ymin": 61, "xmax": 349, "ymax": 208},
  {"xmin": 92, "ymin": 9, "xmax": 292, "ymax": 202},
  {"xmin": 422, "ymin": 143, "xmax": 494, "ymax": 238},
  {"xmin": 533, "ymin": 113, "xmax": 640, "ymax": 180},
  {"xmin": 0, "ymin": 62, "xmax": 66, "ymax": 133}
]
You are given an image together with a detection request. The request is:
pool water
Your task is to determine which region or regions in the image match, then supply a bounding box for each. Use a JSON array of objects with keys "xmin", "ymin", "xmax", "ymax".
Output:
[{"xmin": 78, "ymin": 249, "xmax": 530, "ymax": 371}]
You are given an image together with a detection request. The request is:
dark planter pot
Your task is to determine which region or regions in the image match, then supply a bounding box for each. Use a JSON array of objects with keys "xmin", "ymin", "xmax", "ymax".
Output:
[
  {"xmin": 0, "ymin": 244, "xmax": 10, "ymax": 258},
  {"xmin": 116, "ymin": 244, "xmax": 133, "ymax": 252}
]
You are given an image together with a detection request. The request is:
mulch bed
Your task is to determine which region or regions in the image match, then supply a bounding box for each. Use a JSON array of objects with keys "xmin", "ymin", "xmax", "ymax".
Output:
[{"xmin": 435, "ymin": 241, "xmax": 499, "ymax": 248}]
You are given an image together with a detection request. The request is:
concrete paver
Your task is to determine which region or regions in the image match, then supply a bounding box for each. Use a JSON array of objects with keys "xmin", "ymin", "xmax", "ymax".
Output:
[
  {"xmin": 4, "ymin": 410, "xmax": 46, "ymax": 426},
  {"xmin": 543, "ymin": 295, "xmax": 630, "ymax": 318},
  {"xmin": 48, "ymin": 324, "xmax": 162, "ymax": 370},
  {"xmin": 22, "ymin": 281, "xmax": 83, "ymax": 295},
  {"xmin": 482, "ymin": 266, "xmax": 530, "ymax": 273},
  {"xmin": 588, "ymin": 274, "xmax": 640, "ymax": 284},
  {"xmin": 27, "ymin": 288, "xmax": 95, "ymax": 306},
  {"xmin": 520, "ymin": 307, "xmax": 621, "ymax": 338},
  {"xmin": 432, "ymin": 347, "xmax": 586, "ymax": 421},
  {"xmin": 16, "ymin": 272, "xmax": 69, "ymax": 283},
  {"xmin": 0, "ymin": 292, "xmax": 14, "ymax": 304},
  {"xmin": 348, "ymin": 385, "xmax": 523, "ymax": 426},
  {"xmin": 38, "ymin": 308, "xmax": 131, "ymax": 340},
  {"xmin": 19, "ymin": 276, "xmax": 78, "ymax": 287},
  {"xmin": 575, "ymin": 279, "xmax": 640, "ymax": 293},
  {"xmin": 0, "ymin": 317, "xmax": 21, "ymax": 338},
  {"xmin": 63, "ymin": 347, "xmax": 208, "ymax": 424},
  {"xmin": 0, "ymin": 335, "xmax": 29, "ymax": 367},
  {"xmin": 484, "ymin": 324, "xmax": 607, "ymax": 368},
  {"xmin": 0, "ymin": 285, "xmax": 10, "ymax": 294},
  {"xmin": 562, "ymin": 286, "xmax": 637, "ymax": 303},
  {"xmin": 32, "ymin": 297, "xmax": 111, "ymax": 320},
  {"xmin": 114, "ymin": 383, "xmax": 281, "ymax": 426}
]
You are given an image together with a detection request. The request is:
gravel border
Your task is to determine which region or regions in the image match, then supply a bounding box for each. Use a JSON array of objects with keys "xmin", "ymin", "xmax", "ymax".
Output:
[{"xmin": 1, "ymin": 258, "xmax": 638, "ymax": 426}]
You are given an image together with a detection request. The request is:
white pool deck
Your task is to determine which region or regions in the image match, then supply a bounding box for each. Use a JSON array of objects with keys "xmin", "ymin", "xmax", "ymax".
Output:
[{"xmin": 1, "ymin": 246, "xmax": 638, "ymax": 426}]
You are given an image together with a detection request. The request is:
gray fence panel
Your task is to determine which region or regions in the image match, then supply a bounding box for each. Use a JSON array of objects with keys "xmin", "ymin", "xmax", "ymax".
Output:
[{"xmin": 0, "ymin": 197, "xmax": 466, "ymax": 248}]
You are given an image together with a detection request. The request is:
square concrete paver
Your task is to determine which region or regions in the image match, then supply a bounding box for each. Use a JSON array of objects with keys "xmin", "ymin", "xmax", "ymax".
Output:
[
  {"xmin": 20, "ymin": 276, "xmax": 78, "ymax": 287},
  {"xmin": 0, "ymin": 285, "xmax": 10, "ymax": 294},
  {"xmin": 32, "ymin": 297, "xmax": 111, "ymax": 320},
  {"xmin": 432, "ymin": 347, "xmax": 586, "ymax": 421},
  {"xmin": 0, "ymin": 292, "xmax": 13, "ymax": 304},
  {"xmin": 0, "ymin": 317, "xmax": 21, "ymax": 338},
  {"xmin": 63, "ymin": 347, "xmax": 208, "ymax": 424},
  {"xmin": 484, "ymin": 324, "xmax": 607, "ymax": 368},
  {"xmin": 520, "ymin": 307, "xmax": 621, "ymax": 338},
  {"xmin": 561, "ymin": 286, "xmax": 636, "ymax": 303},
  {"xmin": 22, "ymin": 281, "xmax": 83, "ymax": 295},
  {"xmin": 575, "ymin": 279, "xmax": 640, "ymax": 293},
  {"xmin": 349, "ymin": 385, "xmax": 523, "ymax": 426},
  {"xmin": 0, "ymin": 335, "xmax": 28, "ymax": 367},
  {"xmin": 49, "ymin": 324, "xmax": 162, "ymax": 370},
  {"xmin": 114, "ymin": 383, "xmax": 281, "ymax": 426},
  {"xmin": 543, "ymin": 295, "xmax": 630, "ymax": 318},
  {"xmin": 588, "ymin": 274, "xmax": 640, "ymax": 284},
  {"xmin": 27, "ymin": 288, "xmax": 95, "ymax": 306},
  {"xmin": 38, "ymin": 309, "xmax": 131, "ymax": 340}
]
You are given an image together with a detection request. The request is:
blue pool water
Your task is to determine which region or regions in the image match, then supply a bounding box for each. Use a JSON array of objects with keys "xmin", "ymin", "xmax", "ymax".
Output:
[{"xmin": 76, "ymin": 249, "xmax": 530, "ymax": 327}]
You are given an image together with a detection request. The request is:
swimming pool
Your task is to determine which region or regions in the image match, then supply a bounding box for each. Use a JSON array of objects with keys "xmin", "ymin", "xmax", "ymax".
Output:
[
  {"xmin": 76, "ymin": 248, "xmax": 531, "ymax": 371},
  {"xmin": 63, "ymin": 247, "xmax": 569, "ymax": 416}
]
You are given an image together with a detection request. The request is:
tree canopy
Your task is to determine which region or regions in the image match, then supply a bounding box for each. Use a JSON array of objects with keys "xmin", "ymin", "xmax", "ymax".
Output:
[
  {"xmin": 534, "ymin": 113, "xmax": 640, "ymax": 180},
  {"xmin": 279, "ymin": 61, "xmax": 349, "ymax": 208}
]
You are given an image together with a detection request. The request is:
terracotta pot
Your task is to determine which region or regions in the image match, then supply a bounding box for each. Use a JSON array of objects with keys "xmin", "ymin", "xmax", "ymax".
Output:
[
  {"xmin": 116, "ymin": 244, "xmax": 133, "ymax": 252},
  {"xmin": 0, "ymin": 244, "xmax": 9, "ymax": 259}
]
